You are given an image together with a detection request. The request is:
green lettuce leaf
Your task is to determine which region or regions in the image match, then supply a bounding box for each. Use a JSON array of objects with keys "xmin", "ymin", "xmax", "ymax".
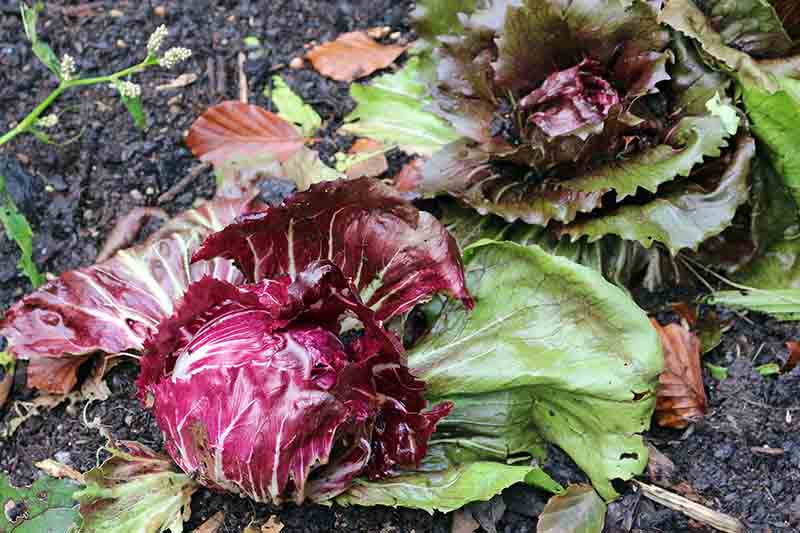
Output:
[
  {"xmin": 562, "ymin": 135, "xmax": 754, "ymax": 254},
  {"xmin": 537, "ymin": 484, "xmax": 606, "ymax": 533},
  {"xmin": 0, "ymin": 473, "xmax": 80, "ymax": 532},
  {"xmin": 741, "ymin": 76, "xmax": 800, "ymax": 207},
  {"xmin": 436, "ymin": 200, "xmax": 685, "ymax": 291},
  {"xmin": 408, "ymin": 240, "xmax": 663, "ymax": 500},
  {"xmin": 341, "ymin": 56, "xmax": 461, "ymax": 155},
  {"xmin": 412, "ymin": 0, "xmax": 479, "ymax": 43},
  {"xmin": 267, "ymin": 76, "xmax": 322, "ymax": 137},
  {"xmin": 708, "ymin": 288, "xmax": 800, "ymax": 320},
  {"xmin": 693, "ymin": 0, "xmax": 792, "ymax": 58},
  {"xmin": 565, "ymin": 115, "xmax": 732, "ymax": 199},
  {"xmin": 335, "ymin": 462, "xmax": 556, "ymax": 514},
  {"xmin": 671, "ymin": 32, "xmax": 732, "ymax": 115},
  {"xmin": 74, "ymin": 442, "xmax": 198, "ymax": 533}
]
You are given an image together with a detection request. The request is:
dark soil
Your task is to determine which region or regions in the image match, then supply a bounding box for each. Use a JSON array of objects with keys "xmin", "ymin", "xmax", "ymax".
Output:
[{"xmin": 0, "ymin": 1, "xmax": 798, "ymax": 532}]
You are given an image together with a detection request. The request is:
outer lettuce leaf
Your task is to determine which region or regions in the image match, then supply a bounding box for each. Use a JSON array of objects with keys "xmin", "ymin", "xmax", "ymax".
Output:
[
  {"xmin": 735, "ymin": 237, "xmax": 800, "ymax": 289},
  {"xmin": 565, "ymin": 115, "xmax": 731, "ymax": 199},
  {"xmin": 536, "ymin": 484, "xmax": 606, "ymax": 533},
  {"xmin": 671, "ymin": 32, "xmax": 731, "ymax": 115},
  {"xmin": 0, "ymin": 197, "xmax": 256, "ymax": 394},
  {"xmin": 660, "ymin": 0, "xmax": 779, "ymax": 91},
  {"xmin": 408, "ymin": 241, "xmax": 663, "ymax": 500},
  {"xmin": 139, "ymin": 262, "xmax": 450, "ymax": 504},
  {"xmin": 437, "ymin": 200, "xmax": 688, "ymax": 291},
  {"xmin": 74, "ymin": 441, "xmax": 198, "ymax": 533},
  {"xmin": 412, "ymin": 0, "xmax": 479, "ymax": 43},
  {"xmin": 193, "ymin": 178, "xmax": 472, "ymax": 321},
  {"xmin": 335, "ymin": 462, "xmax": 555, "ymax": 514},
  {"xmin": 695, "ymin": 0, "xmax": 792, "ymax": 58},
  {"xmin": 341, "ymin": 57, "xmax": 461, "ymax": 156},
  {"xmin": 707, "ymin": 288, "xmax": 800, "ymax": 320},
  {"xmin": 419, "ymin": 140, "xmax": 604, "ymax": 225},
  {"xmin": 0, "ymin": 473, "xmax": 80, "ymax": 532},
  {"xmin": 741, "ymin": 76, "xmax": 800, "ymax": 207},
  {"xmin": 562, "ymin": 135, "xmax": 755, "ymax": 254}
]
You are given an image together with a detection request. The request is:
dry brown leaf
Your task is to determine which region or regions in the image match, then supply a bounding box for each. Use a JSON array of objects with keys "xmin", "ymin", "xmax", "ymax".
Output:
[
  {"xmin": 244, "ymin": 516, "xmax": 284, "ymax": 533},
  {"xmin": 0, "ymin": 368, "xmax": 11, "ymax": 411},
  {"xmin": 345, "ymin": 139, "xmax": 388, "ymax": 178},
  {"xmin": 186, "ymin": 101, "xmax": 304, "ymax": 165},
  {"xmin": 155, "ymin": 73, "xmax": 198, "ymax": 92},
  {"xmin": 34, "ymin": 459, "xmax": 85, "ymax": 483},
  {"xmin": 195, "ymin": 511, "xmax": 225, "ymax": 533},
  {"xmin": 785, "ymin": 341, "xmax": 800, "ymax": 372},
  {"xmin": 652, "ymin": 319, "xmax": 708, "ymax": 429},
  {"xmin": 96, "ymin": 207, "xmax": 169, "ymax": 262},
  {"xmin": 772, "ymin": 1, "xmax": 800, "ymax": 38},
  {"xmin": 306, "ymin": 31, "xmax": 405, "ymax": 82},
  {"xmin": 451, "ymin": 509, "xmax": 480, "ymax": 533},
  {"xmin": 646, "ymin": 444, "xmax": 675, "ymax": 487},
  {"xmin": 394, "ymin": 157, "xmax": 425, "ymax": 193},
  {"xmin": 670, "ymin": 302, "xmax": 697, "ymax": 327}
]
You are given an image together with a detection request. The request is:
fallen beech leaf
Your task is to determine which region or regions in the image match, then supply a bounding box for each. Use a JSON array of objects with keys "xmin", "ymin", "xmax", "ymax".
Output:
[
  {"xmin": 394, "ymin": 157, "xmax": 425, "ymax": 193},
  {"xmin": 155, "ymin": 72, "xmax": 198, "ymax": 91},
  {"xmin": 306, "ymin": 31, "xmax": 405, "ymax": 82},
  {"xmin": 652, "ymin": 319, "xmax": 708, "ymax": 429},
  {"xmin": 35, "ymin": 459, "xmax": 85, "ymax": 484},
  {"xmin": 244, "ymin": 516, "xmax": 284, "ymax": 533},
  {"xmin": 345, "ymin": 138, "xmax": 388, "ymax": 178},
  {"xmin": 670, "ymin": 302, "xmax": 696, "ymax": 326},
  {"xmin": 96, "ymin": 207, "xmax": 169, "ymax": 262},
  {"xmin": 0, "ymin": 352, "xmax": 13, "ymax": 410},
  {"xmin": 186, "ymin": 101, "xmax": 304, "ymax": 165},
  {"xmin": 785, "ymin": 341, "xmax": 800, "ymax": 372},
  {"xmin": 195, "ymin": 511, "xmax": 225, "ymax": 533},
  {"xmin": 646, "ymin": 444, "xmax": 675, "ymax": 487},
  {"xmin": 537, "ymin": 484, "xmax": 606, "ymax": 533},
  {"xmin": 451, "ymin": 509, "xmax": 480, "ymax": 533}
]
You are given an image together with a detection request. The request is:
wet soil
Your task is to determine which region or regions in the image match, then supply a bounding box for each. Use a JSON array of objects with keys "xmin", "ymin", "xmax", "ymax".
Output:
[{"xmin": 1, "ymin": 1, "xmax": 799, "ymax": 532}]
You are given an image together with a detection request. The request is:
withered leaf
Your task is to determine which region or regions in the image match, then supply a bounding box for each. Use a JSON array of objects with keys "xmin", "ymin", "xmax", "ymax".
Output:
[
  {"xmin": 652, "ymin": 319, "xmax": 708, "ymax": 429},
  {"xmin": 186, "ymin": 101, "xmax": 304, "ymax": 165},
  {"xmin": 306, "ymin": 31, "xmax": 405, "ymax": 82}
]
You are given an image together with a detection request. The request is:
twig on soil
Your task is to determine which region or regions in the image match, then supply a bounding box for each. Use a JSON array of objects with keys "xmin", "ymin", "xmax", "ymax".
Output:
[
  {"xmin": 158, "ymin": 162, "xmax": 210, "ymax": 204},
  {"xmin": 216, "ymin": 54, "xmax": 227, "ymax": 96},
  {"xmin": 750, "ymin": 446, "xmax": 784, "ymax": 456},
  {"xmin": 61, "ymin": 2, "xmax": 105, "ymax": 17},
  {"xmin": 238, "ymin": 51, "xmax": 248, "ymax": 103},
  {"xmin": 634, "ymin": 481, "xmax": 744, "ymax": 533}
]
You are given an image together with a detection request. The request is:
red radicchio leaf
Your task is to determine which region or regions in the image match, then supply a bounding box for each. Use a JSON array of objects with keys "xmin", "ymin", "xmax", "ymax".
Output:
[
  {"xmin": 520, "ymin": 59, "xmax": 620, "ymax": 140},
  {"xmin": 192, "ymin": 177, "xmax": 473, "ymax": 321},
  {"xmin": 0, "ymin": 196, "xmax": 258, "ymax": 394},
  {"xmin": 137, "ymin": 261, "xmax": 451, "ymax": 504},
  {"xmin": 185, "ymin": 101, "xmax": 305, "ymax": 165}
]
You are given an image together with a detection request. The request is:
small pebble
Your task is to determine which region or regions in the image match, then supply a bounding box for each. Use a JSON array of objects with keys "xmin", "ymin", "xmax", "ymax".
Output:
[
  {"xmin": 54, "ymin": 451, "xmax": 71, "ymax": 465},
  {"xmin": 116, "ymin": 39, "xmax": 127, "ymax": 48},
  {"xmin": 130, "ymin": 189, "xmax": 143, "ymax": 201},
  {"xmin": 154, "ymin": 5, "xmax": 167, "ymax": 17},
  {"xmin": 145, "ymin": 186, "xmax": 156, "ymax": 195},
  {"xmin": 124, "ymin": 414, "xmax": 134, "ymax": 426},
  {"xmin": 389, "ymin": 31, "xmax": 401, "ymax": 40},
  {"xmin": 44, "ymin": 184, "xmax": 55, "ymax": 193},
  {"xmin": 109, "ymin": 8, "xmax": 123, "ymax": 17},
  {"xmin": 289, "ymin": 57, "xmax": 304, "ymax": 69},
  {"xmin": 83, "ymin": 209, "xmax": 93, "ymax": 220}
]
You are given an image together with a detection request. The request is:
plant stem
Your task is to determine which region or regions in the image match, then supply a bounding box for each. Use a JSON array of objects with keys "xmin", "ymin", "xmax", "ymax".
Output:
[{"xmin": 0, "ymin": 59, "xmax": 153, "ymax": 148}]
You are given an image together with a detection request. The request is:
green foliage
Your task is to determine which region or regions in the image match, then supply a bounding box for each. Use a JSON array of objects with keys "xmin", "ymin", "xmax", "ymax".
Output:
[
  {"xmin": 709, "ymin": 288, "xmax": 800, "ymax": 320},
  {"xmin": 537, "ymin": 485, "xmax": 606, "ymax": 533},
  {"xmin": 409, "ymin": 241, "xmax": 663, "ymax": 500},
  {"xmin": 20, "ymin": 2, "xmax": 61, "ymax": 77},
  {"xmin": 0, "ymin": 473, "xmax": 81, "ymax": 532},
  {"xmin": 266, "ymin": 76, "xmax": 322, "ymax": 137},
  {"xmin": 0, "ymin": 173, "xmax": 43, "ymax": 287},
  {"xmin": 336, "ymin": 462, "xmax": 559, "ymax": 514},
  {"xmin": 341, "ymin": 56, "xmax": 460, "ymax": 155}
]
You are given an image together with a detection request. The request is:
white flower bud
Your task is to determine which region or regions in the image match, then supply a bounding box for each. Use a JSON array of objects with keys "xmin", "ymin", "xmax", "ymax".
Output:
[
  {"xmin": 158, "ymin": 47, "xmax": 192, "ymax": 69},
  {"xmin": 147, "ymin": 25, "xmax": 168, "ymax": 55},
  {"xmin": 36, "ymin": 114, "xmax": 59, "ymax": 128},
  {"xmin": 60, "ymin": 54, "xmax": 76, "ymax": 81},
  {"xmin": 116, "ymin": 81, "xmax": 142, "ymax": 99}
]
